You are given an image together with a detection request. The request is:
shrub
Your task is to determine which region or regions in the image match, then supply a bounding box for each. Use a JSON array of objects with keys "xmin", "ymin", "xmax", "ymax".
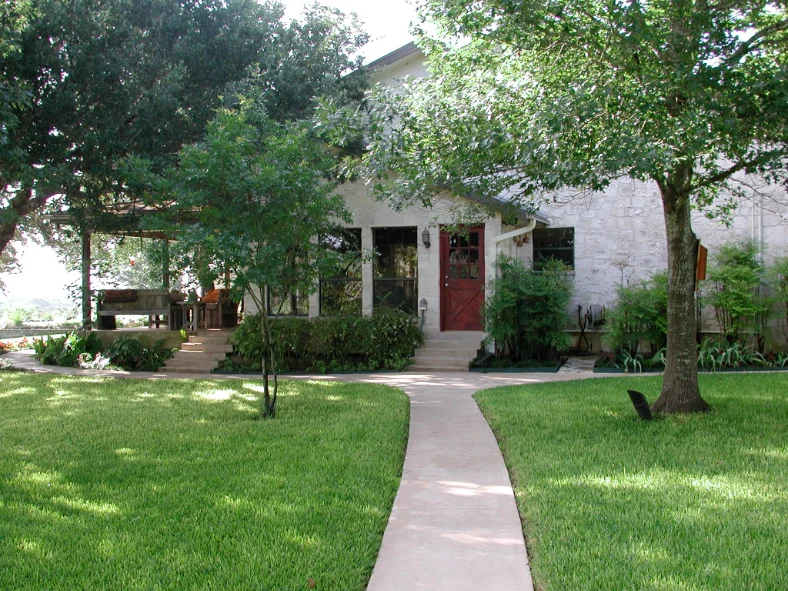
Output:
[
  {"xmin": 704, "ymin": 241, "xmax": 769, "ymax": 345},
  {"xmin": 8, "ymin": 307, "xmax": 30, "ymax": 327},
  {"xmin": 232, "ymin": 309, "xmax": 423, "ymax": 372},
  {"xmin": 770, "ymin": 256, "xmax": 788, "ymax": 345},
  {"xmin": 105, "ymin": 336, "xmax": 176, "ymax": 371},
  {"xmin": 33, "ymin": 332, "xmax": 174, "ymax": 371},
  {"xmin": 697, "ymin": 337, "xmax": 768, "ymax": 371},
  {"xmin": 483, "ymin": 256, "xmax": 573, "ymax": 362},
  {"xmin": 605, "ymin": 271, "xmax": 668, "ymax": 356},
  {"xmin": 33, "ymin": 332, "xmax": 104, "ymax": 367}
]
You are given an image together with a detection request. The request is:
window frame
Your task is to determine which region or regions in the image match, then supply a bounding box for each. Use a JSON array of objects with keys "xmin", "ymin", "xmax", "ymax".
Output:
[
  {"xmin": 373, "ymin": 227, "xmax": 419, "ymax": 315},
  {"xmin": 533, "ymin": 227, "xmax": 575, "ymax": 270},
  {"xmin": 319, "ymin": 228, "xmax": 363, "ymax": 317}
]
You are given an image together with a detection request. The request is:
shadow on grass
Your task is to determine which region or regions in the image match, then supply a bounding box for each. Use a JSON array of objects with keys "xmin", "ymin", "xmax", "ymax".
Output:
[
  {"xmin": 475, "ymin": 373, "xmax": 788, "ymax": 591},
  {"xmin": 0, "ymin": 372, "xmax": 409, "ymax": 590}
]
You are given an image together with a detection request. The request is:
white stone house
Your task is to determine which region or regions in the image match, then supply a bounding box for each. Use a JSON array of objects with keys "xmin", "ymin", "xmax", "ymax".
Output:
[{"xmin": 246, "ymin": 42, "xmax": 788, "ymax": 367}]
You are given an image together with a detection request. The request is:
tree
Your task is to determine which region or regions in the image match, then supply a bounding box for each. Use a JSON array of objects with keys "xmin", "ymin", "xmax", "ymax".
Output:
[
  {"xmin": 358, "ymin": 0, "xmax": 788, "ymax": 413},
  {"xmin": 0, "ymin": 0, "xmax": 280, "ymax": 265},
  {"xmin": 163, "ymin": 105, "xmax": 350, "ymax": 418},
  {"xmin": 248, "ymin": 2, "xmax": 369, "ymax": 124}
]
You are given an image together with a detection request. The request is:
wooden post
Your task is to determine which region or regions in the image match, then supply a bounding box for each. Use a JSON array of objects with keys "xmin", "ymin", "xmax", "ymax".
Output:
[
  {"xmin": 81, "ymin": 231, "xmax": 92, "ymax": 331},
  {"xmin": 162, "ymin": 239, "xmax": 171, "ymax": 290}
]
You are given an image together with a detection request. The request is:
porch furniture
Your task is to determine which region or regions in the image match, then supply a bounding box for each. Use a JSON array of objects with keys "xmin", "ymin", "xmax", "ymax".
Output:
[
  {"xmin": 202, "ymin": 289, "xmax": 239, "ymax": 329},
  {"xmin": 97, "ymin": 289, "xmax": 186, "ymax": 330}
]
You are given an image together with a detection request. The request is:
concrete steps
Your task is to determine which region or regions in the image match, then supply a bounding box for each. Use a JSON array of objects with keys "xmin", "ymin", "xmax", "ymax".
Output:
[
  {"xmin": 409, "ymin": 331, "xmax": 484, "ymax": 372},
  {"xmin": 158, "ymin": 330, "xmax": 233, "ymax": 374}
]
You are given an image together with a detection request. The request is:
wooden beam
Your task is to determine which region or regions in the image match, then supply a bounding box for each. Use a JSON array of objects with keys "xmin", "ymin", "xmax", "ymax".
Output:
[{"xmin": 162, "ymin": 239, "xmax": 171, "ymax": 290}]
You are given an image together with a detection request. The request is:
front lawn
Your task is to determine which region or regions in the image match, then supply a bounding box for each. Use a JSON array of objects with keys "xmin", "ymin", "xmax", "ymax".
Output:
[
  {"xmin": 475, "ymin": 374, "xmax": 788, "ymax": 591},
  {"xmin": 0, "ymin": 373, "xmax": 409, "ymax": 590}
]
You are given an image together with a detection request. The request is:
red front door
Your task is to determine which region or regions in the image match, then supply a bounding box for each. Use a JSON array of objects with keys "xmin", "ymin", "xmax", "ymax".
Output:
[{"xmin": 440, "ymin": 227, "xmax": 485, "ymax": 331}]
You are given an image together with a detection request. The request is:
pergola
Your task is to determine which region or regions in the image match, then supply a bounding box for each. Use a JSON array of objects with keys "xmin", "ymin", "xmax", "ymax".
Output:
[{"xmin": 47, "ymin": 202, "xmax": 174, "ymax": 330}]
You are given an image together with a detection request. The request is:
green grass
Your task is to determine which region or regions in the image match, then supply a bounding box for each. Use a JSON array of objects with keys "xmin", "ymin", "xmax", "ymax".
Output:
[
  {"xmin": 475, "ymin": 374, "xmax": 788, "ymax": 591},
  {"xmin": 0, "ymin": 373, "xmax": 409, "ymax": 590}
]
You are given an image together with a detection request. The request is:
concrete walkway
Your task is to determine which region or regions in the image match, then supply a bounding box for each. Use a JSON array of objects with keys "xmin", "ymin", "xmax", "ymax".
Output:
[{"xmin": 3, "ymin": 350, "xmax": 608, "ymax": 591}]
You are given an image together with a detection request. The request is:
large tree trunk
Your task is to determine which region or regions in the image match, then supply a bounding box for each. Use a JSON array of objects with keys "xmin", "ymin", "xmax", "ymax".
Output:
[
  {"xmin": 652, "ymin": 180, "xmax": 711, "ymax": 414},
  {"xmin": 0, "ymin": 186, "xmax": 50, "ymax": 257}
]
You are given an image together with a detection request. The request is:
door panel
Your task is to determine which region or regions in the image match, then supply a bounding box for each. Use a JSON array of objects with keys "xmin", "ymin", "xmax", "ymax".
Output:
[{"xmin": 440, "ymin": 227, "xmax": 485, "ymax": 331}]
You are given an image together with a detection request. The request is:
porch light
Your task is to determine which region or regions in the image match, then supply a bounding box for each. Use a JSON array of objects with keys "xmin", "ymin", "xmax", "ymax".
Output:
[{"xmin": 421, "ymin": 228, "xmax": 431, "ymax": 248}]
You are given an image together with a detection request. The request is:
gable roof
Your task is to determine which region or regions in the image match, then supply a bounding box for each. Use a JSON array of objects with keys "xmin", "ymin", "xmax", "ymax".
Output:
[{"xmin": 366, "ymin": 41, "xmax": 420, "ymax": 69}]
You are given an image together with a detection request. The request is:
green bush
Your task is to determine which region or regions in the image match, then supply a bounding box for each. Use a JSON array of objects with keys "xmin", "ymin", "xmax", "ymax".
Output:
[
  {"xmin": 33, "ymin": 332, "xmax": 104, "ymax": 367},
  {"xmin": 8, "ymin": 307, "xmax": 30, "ymax": 327},
  {"xmin": 482, "ymin": 255, "xmax": 573, "ymax": 362},
  {"xmin": 105, "ymin": 336, "xmax": 177, "ymax": 371},
  {"xmin": 232, "ymin": 309, "xmax": 423, "ymax": 372},
  {"xmin": 704, "ymin": 242, "xmax": 769, "ymax": 345},
  {"xmin": 770, "ymin": 256, "xmax": 788, "ymax": 345},
  {"xmin": 33, "ymin": 333, "xmax": 174, "ymax": 371},
  {"xmin": 605, "ymin": 271, "xmax": 668, "ymax": 356}
]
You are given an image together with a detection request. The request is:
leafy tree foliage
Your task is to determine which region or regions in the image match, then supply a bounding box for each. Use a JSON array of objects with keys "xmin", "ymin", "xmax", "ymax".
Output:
[
  {"xmin": 164, "ymin": 105, "xmax": 351, "ymax": 418},
  {"xmin": 244, "ymin": 2, "xmax": 369, "ymax": 124},
  {"xmin": 358, "ymin": 0, "xmax": 788, "ymax": 412},
  {"xmin": 0, "ymin": 0, "xmax": 280, "ymax": 263}
]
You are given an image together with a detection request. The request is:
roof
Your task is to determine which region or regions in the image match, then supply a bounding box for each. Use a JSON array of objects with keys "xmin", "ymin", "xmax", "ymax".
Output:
[
  {"xmin": 465, "ymin": 193, "xmax": 550, "ymax": 227},
  {"xmin": 366, "ymin": 41, "xmax": 420, "ymax": 69}
]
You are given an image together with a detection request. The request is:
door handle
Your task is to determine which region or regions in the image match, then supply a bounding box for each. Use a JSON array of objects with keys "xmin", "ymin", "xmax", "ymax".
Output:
[{"xmin": 445, "ymin": 283, "xmax": 449, "ymax": 287}]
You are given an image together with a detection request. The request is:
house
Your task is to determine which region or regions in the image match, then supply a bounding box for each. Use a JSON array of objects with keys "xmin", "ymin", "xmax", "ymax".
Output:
[{"xmin": 245, "ymin": 42, "xmax": 788, "ymax": 368}]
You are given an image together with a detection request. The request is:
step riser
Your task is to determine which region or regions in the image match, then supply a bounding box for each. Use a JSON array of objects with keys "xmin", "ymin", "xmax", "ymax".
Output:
[
  {"xmin": 424, "ymin": 343, "xmax": 483, "ymax": 352},
  {"xmin": 180, "ymin": 345, "xmax": 233, "ymax": 353},
  {"xmin": 180, "ymin": 345, "xmax": 233, "ymax": 355},
  {"xmin": 412, "ymin": 363, "xmax": 470, "ymax": 370},
  {"xmin": 416, "ymin": 348, "xmax": 478, "ymax": 357},
  {"xmin": 426, "ymin": 332, "xmax": 484, "ymax": 343},
  {"xmin": 165, "ymin": 357, "xmax": 225, "ymax": 367},
  {"xmin": 414, "ymin": 353, "xmax": 474, "ymax": 363}
]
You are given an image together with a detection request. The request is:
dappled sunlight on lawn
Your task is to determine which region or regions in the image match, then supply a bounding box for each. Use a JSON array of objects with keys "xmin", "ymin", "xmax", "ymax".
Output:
[
  {"xmin": 474, "ymin": 374, "xmax": 788, "ymax": 591},
  {"xmin": 51, "ymin": 496, "xmax": 120, "ymax": 516},
  {"xmin": 553, "ymin": 469, "xmax": 782, "ymax": 503},
  {"xmin": 0, "ymin": 372, "xmax": 409, "ymax": 590},
  {"xmin": 0, "ymin": 385, "xmax": 36, "ymax": 398}
]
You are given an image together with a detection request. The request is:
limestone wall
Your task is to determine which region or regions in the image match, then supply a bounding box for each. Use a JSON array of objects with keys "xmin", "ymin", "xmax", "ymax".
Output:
[{"xmin": 540, "ymin": 178, "xmax": 788, "ymax": 348}]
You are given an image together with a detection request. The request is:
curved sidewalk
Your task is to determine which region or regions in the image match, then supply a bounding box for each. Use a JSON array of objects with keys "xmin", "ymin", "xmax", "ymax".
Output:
[{"xmin": 3, "ymin": 351, "xmax": 605, "ymax": 591}]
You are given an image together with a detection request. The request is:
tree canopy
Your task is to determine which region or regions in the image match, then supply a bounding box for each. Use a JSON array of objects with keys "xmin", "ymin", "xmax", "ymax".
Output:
[
  {"xmin": 358, "ymin": 0, "xmax": 788, "ymax": 412},
  {"xmin": 0, "ymin": 0, "xmax": 369, "ymax": 272},
  {"xmin": 163, "ymin": 105, "xmax": 351, "ymax": 417}
]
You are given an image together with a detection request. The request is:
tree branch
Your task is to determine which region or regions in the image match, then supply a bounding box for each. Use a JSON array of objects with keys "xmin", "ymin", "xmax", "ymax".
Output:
[
  {"xmin": 723, "ymin": 19, "xmax": 788, "ymax": 68},
  {"xmin": 691, "ymin": 159, "xmax": 752, "ymax": 191}
]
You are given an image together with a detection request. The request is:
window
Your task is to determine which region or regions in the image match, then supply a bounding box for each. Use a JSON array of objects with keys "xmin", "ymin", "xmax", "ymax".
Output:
[
  {"xmin": 374, "ymin": 227, "xmax": 418, "ymax": 314},
  {"xmin": 447, "ymin": 232, "xmax": 482, "ymax": 280},
  {"xmin": 533, "ymin": 227, "xmax": 574, "ymax": 269},
  {"xmin": 267, "ymin": 250, "xmax": 309, "ymax": 316},
  {"xmin": 267, "ymin": 288, "xmax": 308, "ymax": 316},
  {"xmin": 320, "ymin": 229, "xmax": 362, "ymax": 316}
]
